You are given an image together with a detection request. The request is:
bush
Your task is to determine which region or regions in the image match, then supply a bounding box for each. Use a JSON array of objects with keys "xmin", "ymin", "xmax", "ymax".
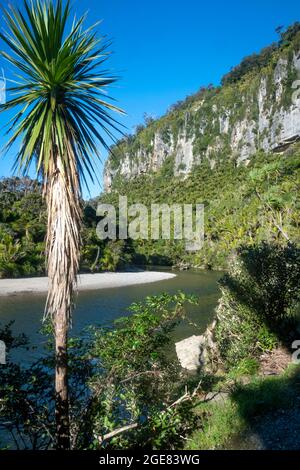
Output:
[
  {"xmin": 0, "ymin": 293, "xmax": 199, "ymax": 450},
  {"xmin": 215, "ymin": 243, "xmax": 300, "ymax": 367},
  {"xmin": 86, "ymin": 292, "xmax": 198, "ymax": 449}
]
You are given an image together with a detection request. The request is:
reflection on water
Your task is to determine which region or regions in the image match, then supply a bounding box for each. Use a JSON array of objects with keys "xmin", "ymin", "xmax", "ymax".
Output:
[{"xmin": 0, "ymin": 270, "xmax": 222, "ymax": 366}]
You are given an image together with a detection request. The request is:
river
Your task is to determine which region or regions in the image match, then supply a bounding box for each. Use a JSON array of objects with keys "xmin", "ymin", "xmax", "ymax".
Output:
[{"xmin": 0, "ymin": 269, "xmax": 222, "ymax": 366}]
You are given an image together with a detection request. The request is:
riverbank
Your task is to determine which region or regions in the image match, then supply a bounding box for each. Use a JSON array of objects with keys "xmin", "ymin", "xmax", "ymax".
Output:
[{"xmin": 0, "ymin": 271, "xmax": 176, "ymax": 296}]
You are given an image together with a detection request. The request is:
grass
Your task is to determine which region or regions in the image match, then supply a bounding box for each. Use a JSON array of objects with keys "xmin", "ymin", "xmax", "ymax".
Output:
[
  {"xmin": 186, "ymin": 364, "xmax": 300, "ymax": 450},
  {"xmin": 187, "ymin": 399, "xmax": 244, "ymax": 450}
]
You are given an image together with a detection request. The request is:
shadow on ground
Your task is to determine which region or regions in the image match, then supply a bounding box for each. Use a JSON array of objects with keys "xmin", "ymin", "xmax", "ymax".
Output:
[{"xmin": 228, "ymin": 365, "xmax": 300, "ymax": 449}]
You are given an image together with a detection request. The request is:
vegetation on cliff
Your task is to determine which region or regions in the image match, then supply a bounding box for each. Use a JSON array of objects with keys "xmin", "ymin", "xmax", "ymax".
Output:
[
  {"xmin": 105, "ymin": 24, "xmax": 300, "ymax": 179},
  {"xmin": 100, "ymin": 145, "xmax": 300, "ymax": 269},
  {"xmin": 99, "ymin": 25, "xmax": 300, "ymax": 270}
]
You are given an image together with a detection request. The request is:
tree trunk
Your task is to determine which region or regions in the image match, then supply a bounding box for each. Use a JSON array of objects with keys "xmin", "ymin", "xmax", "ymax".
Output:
[
  {"xmin": 45, "ymin": 154, "xmax": 81, "ymax": 450},
  {"xmin": 55, "ymin": 307, "xmax": 70, "ymax": 450}
]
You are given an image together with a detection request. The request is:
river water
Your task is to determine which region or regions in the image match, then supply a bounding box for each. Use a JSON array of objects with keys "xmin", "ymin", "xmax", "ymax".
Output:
[{"xmin": 0, "ymin": 269, "xmax": 222, "ymax": 366}]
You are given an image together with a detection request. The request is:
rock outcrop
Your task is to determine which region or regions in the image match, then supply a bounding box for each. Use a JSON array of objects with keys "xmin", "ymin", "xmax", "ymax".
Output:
[{"xmin": 104, "ymin": 36, "xmax": 300, "ymax": 192}]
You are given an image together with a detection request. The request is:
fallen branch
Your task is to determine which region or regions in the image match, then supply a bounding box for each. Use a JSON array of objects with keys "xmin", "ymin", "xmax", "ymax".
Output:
[
  {"xmin": 168, "ymin": 391, "xmax": 190, "ymax": 409},
  {"xmin": 97, "ymin": 423, "xmax": 138, "ymax": 444},
  {"xmin": 168, "ymin": 380, "xmax": 202, "ymax": 408},
  {"xmin": 120, "ymin": 370, "xmax": 161, "ymax": 384}
]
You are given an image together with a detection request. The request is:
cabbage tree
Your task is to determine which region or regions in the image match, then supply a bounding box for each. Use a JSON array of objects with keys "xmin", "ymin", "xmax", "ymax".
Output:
[{"xmin": 0, "ymin": 0, "xmax": 122, "ymax": 449}]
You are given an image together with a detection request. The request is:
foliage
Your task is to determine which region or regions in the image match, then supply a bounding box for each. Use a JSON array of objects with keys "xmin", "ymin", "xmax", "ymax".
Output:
[
  {"xmin": 0, "ymin": 178, "xmax": 46, "ymax": 277},
  {"xmin": 83, "ymin": 292, "xmax": 198, "ymax": 450},
  {"xmin": 0, "ymin": 177, "xmax": 134, "ymax": 277},
  {"xmin": 0, "ymin": 319, "xmax": 94, "ymax": 449},
  {"xmin": 101, "ymin": 146, "xmax": 300, "ymax": 270},
  {"xmin": 215, "ymin": 243, "xmax": 300, "ymax": 367},
  {"xmin": 221, "ymin": 44, "xmax": 278, "ymax": 86},
  {"xmin": 0, "ymin": 293, "xmax": 199, "ymax": 450},
  {"xmin": 279, "ymin": 22, "xmax": 300, "ymax": 45},
  {"xmin": 227, "ymin": 358, "xmax": 260, "ymax": 380},
  {"xmin": 0, "ymin": 0, "xmax": 123, "ymax": 183}
]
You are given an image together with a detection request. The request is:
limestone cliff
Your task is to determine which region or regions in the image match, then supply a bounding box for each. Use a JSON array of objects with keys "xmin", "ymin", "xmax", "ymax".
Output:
[{"xmin": 104, "ymin": 30, "xmax": 300, "ymax": 192}]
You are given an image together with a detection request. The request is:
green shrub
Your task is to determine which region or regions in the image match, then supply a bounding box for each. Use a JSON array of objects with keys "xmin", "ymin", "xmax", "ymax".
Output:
[
  {"xmin": 228, "ymin": 358, "xmax": 260, "ymax": 380},
  {"xmin": 215, "ymin": 243, "xmax": 300, "ymax": 367},
  {"xmin": 0, "ymin": 293, "xmax": 199, "ymax": 450}
]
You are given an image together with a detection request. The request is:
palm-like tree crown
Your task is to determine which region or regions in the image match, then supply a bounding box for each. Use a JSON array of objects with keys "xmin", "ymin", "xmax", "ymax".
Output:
[
  {"xmin": 1, "ymin": 0, "xmax": 123, "ymax": 324},
  {"xmin": 0, "ymin": 0, "xmax": 123, "ymax": 185}
]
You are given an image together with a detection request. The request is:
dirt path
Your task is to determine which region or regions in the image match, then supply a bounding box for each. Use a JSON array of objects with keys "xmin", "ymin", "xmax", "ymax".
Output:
[{"xmin": 229, "ymin": 406, "xmax": 300, "ymax": 450}]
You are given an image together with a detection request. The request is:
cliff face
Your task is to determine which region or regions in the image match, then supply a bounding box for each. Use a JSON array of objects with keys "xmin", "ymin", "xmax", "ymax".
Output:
[{"xmin": 104, "ymin": 33, "xmax": 300, "ymax": 192}]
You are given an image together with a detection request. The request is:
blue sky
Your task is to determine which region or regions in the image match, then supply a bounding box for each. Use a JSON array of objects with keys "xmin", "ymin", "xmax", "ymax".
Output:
[{"xmin": 0, "ymin": 0, "xmax": 299, "ymax": 198}]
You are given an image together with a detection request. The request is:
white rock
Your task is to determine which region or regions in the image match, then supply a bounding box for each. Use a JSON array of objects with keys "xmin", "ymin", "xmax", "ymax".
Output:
[
  {"xmin": 175, "ymin": 335, "xmax": 203, "ymax": 371},
  {"xmin": 152, "ymin": 131, "xmax": 174, "ymax": 169},
  {"xmin": 174, "ymin": 133, "xmax": 194, "ymax": 176}
]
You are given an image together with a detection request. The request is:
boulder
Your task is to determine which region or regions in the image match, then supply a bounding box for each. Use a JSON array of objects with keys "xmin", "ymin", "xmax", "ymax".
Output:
[
  {"xmin": 175, "ymin": 335, "xmax": 204, "ymax": 371},
  {"xmin": 175, "ymin": 321, "xmax": 218, "ymax": 371}
]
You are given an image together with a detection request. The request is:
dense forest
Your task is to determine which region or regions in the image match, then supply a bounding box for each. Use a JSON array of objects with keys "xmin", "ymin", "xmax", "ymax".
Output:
[
  {"xmin": 101, "ymin": 144, "xmax": 300, "ymax": 268},
  {"xmin": 0, "ymin": 177, "xmax": 134, "ymax": 278},
  {"xmin": 1, "ymin": 24, "xmax": 300, "ymax": 277}
]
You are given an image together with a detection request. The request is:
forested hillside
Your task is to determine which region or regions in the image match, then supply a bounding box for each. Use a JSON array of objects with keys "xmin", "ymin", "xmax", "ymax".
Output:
[
  {"xmin": 99, "ymin": 24, "xmax": 300, "ymax": 269},
  {"xmin": 100, "ymin": 145, "xmax": 300, "ymax": 269},
  {"xmin": 104, "ymin": 24, "xmax": 300, "ymax": 189}
]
